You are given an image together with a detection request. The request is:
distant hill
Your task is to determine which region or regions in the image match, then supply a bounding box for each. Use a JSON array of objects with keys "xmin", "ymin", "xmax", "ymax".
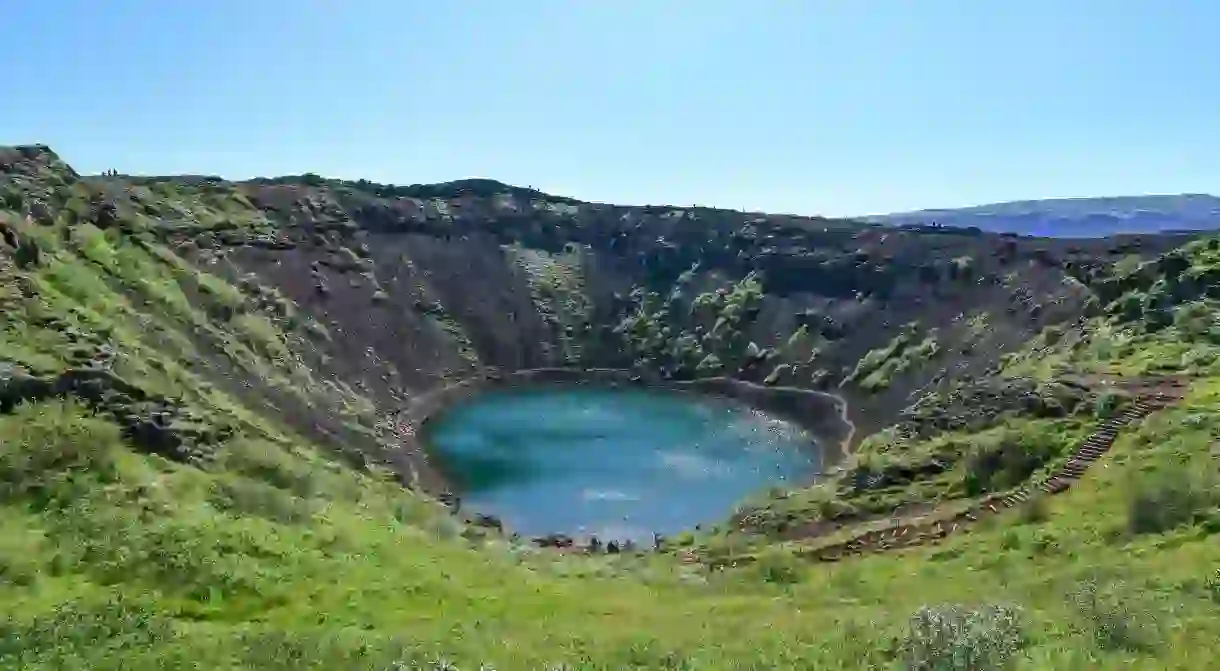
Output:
[{"xmin": 865, "ymin": 193, "xmax": 1220, "ymax": 238}]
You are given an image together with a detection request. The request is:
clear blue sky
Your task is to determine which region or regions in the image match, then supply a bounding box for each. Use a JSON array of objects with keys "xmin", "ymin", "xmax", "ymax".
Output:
[{"xmin": 6, "ymin": 1, "xmax": 1219, "ymax": 216}]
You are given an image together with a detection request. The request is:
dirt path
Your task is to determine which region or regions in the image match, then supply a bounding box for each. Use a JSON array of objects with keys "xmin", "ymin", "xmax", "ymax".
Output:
[
  {"xmin": 401, "ymin": 367, "xmax": 1189, "ymax": 564},
  {"xmin": 706, "ymin": 376, "xmax": 1191, "ymax": 570}
]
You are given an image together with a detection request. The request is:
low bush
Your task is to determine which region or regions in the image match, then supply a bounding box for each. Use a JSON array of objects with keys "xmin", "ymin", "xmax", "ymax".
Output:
[
  {"xmin": 0, "ymin": 399, "xmax": 121, "ymax": 501},
  {"xmin": 208, "ymin": 477, "xmax": 314, "ymax": 525},
  {"xmin": 751, "ymin": 548, "xmax": 803, "ymax": 585},
  {"xmin": 899, "ymin": 603, "xmax": 1025, "ymax": 670},
  {"xmin": 1016, "ymin": 495, "xmax": 1049, "ymax": 525},
  {"xmin": 1068, "ymin": 579, "xmax": 1160, "ymax": 652},
  {"xmin": 1126, "ymin": 462, "xmax": 1219, "ymax": 535},
  {"xmin": 1093, "ymin": 391, "xmax": 1121, "ymax": 419},
  {"xmin": 0, "ymin": 594, "xmax": 176, "ymax": 668},
  {"xmin": 1204, "ymin": 569, "xmax": 1220, "ymax": 603},
  {"xmin": 217, "ymin": 438, "xmax": 317, "ymax": 498},
  {"xmin": 963, "ymin": 431, "xmax": 1057, "ymax": 496}
]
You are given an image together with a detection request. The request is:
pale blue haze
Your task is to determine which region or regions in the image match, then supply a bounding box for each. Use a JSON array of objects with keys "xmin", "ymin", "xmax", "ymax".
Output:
[
  {"xmin": 5, "ymin": 1, "xmax": 1218, "ymax": 216},
  {"xmin": 425, "ymin": 386, "xmax": 819, "ymax": 542}
]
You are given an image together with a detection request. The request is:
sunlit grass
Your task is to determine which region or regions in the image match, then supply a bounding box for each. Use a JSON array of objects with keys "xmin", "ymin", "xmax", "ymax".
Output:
[
  {"xmin": 2, "ymin": 384, "xmax": 1219, "ymax": 668},
  {"xmin": 6, "ymin": 167, "xmax": 1220, "ymax": 667}
]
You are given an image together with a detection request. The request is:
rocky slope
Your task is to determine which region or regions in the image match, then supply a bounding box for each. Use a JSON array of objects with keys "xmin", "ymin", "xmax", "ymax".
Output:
[
  {"xmin": 5, "ymin": 144, "xmax": 1220, "ymax": 669},
  {"xmin": 0, "ymin": 145, "xmax": 1196, "ymax": 492}
]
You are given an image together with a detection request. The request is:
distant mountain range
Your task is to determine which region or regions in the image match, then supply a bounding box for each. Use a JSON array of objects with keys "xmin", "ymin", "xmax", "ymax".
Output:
[{"xmin": 864, "ymin": 194, "xmax": 1220, "ymax": 238}]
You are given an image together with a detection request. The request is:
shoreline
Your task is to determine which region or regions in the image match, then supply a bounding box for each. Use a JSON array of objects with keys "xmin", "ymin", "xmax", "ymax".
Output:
[{"xmin": 395, "ymin": 367, "xmax": 855, "ymax": 497}]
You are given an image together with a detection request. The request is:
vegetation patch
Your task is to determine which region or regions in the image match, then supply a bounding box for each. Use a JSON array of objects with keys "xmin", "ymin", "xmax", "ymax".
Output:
[
  {"xmin": 846, "ymin": 329, "xmax": 941, "ymax": 391},
  {"xmin": 4, "ymin": 144, "xmax": 1220, "ymax": 668},
  {"xmin": 899, "ymin": 603, "xmax": 1025, "ymax": 671},
  {"xmin": 504, "ymin": 243, "xmax": 592, "ymax": 364}
]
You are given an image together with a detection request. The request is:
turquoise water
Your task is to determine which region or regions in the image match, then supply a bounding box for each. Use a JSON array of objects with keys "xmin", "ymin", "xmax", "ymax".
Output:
[{"xmin": 425, "ymin": 384, "xmax": 821, "ymax": 544}]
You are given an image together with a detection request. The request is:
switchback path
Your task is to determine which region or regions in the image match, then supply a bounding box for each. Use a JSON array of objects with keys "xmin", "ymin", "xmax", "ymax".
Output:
[{"xmin": 706, "ymin": 376, "xmax": 1190, "ymax": 569}]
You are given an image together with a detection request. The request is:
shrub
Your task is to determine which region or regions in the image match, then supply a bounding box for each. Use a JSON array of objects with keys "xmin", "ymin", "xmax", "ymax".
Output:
[
  {"xmin": 763, "ymin": 363, "xmax": 790, "ymax": 386},
  {"xmin": 1017, "ymin": 495, "xmax": 1049, "ymax": 525},
  {"xmin": 217, "ymin": 438, "xmax": 316, "ymax": 497},
  {"xmin": 1143, "ymin": 306, "xmax": 1173, "ymax": 332},
  {"xmin": 1093, "ymin": 391, "xmax": 1121, "ymax": 419},
  {"xmin": 963, "ymin": 431, "xmax": 1057, "ymax": 496},
  {"xmin": 1126, "ymin": 463, "xmax": 1218, "ymax": 535},
  {"xmin": 208, "ymin": 478, "xmax": 314, "ymax": 525},
  {"xmin": 1068, "ymin": 579, "xmax": 1159, "ymax": 651},
  {"xmin": 0, "ymin": 594, "xmax": 175, "ymax": 667},
  {"xmin": 695, "ymin": 353, "xmax": 723, "ymax": 375},
  {"xmin": 13, "ymin": 235, "xmax": 41, "ymax": 268},
  {"xmin": 303, "ymin": 318, "xmax": 331, "ymax": 342},
  {"xmin": 899, "ymin": 603, "xmax": 1025, "ymax": 670},
  {"xmin": 1204, "ymin": 569, "xmax": 1220, "ymax": 603},
  {"xmin": 751, "ymin": 548, "xmax": 803, "ymax": 585},
  {"xmin": 231, "ymin": 313, "xmax": 292, "ymax": 363},
  {"xmin": 1115, "ymin": 293, "xmax": 1144, "ymax": 323},
  {"xmin": 0, "ymin": 400, "xmax": 121, "ymax": 501},
  {"xmin": 0, "ymin": 186, "xmax": 22, "ymax": 210},
  {"xmin": 1041, "ymin": 324, "xmax": 1064, "ymax": 346},
  {"xmin": 950, "ymin": 256, "xmax": 975, "ymax": 282},
  {"xmin": 1174, "ymin": 301, "xmax": 1219, "ymax": 341}
]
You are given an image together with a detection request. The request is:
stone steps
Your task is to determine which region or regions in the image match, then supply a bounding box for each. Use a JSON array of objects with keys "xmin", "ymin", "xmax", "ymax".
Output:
[
  {"xmin": 705, "ymin": 388, "xmax": 1189, "ymax": 571},
  {"xmin": 0, "ymin": 251, "xmax": 20, "ymax": 316}
]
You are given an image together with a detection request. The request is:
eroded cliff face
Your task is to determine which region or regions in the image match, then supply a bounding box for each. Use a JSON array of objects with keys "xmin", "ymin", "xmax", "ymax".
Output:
[{"xmin": 0, "ymin": 145, "xmax": 1190, "ymax": 490}]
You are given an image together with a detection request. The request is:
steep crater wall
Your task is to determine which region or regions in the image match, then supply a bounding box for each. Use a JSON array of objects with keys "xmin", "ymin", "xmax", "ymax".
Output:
[{"xmin": 0, "ymin": 145, "xmax": 1197, "ymax": 503}]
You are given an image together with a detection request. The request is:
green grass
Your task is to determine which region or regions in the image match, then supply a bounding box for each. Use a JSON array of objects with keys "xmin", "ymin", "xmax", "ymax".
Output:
[
  {"xmin": 504, "ymin": 243, "xmax": 593, "ymax": 364},
  {"xmin": 8, "ymin": 163, "xmax": 1220, "ymax": 668},
  {"xmin": 4, "ymin": 391, "xmax": 1220, "ymax": 669},
  {"xmin": 846, "ymin": 328, "xmax": 941, "ymax": 392},
  {"xmin": 730, "ymin": 415, "xmax": 1091, "ymax": 541}
]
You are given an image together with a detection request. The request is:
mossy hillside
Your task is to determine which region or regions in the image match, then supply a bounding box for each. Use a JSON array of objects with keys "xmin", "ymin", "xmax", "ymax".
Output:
[
  {"xmin": 843, "ymin": 328, "xmax": 942, "ymax": 392},
  {"xmin": 722, "ymin": 265, "xmax": 1216, "ymax": 550},
  {"xmin": 719, "ymin": 239, "xmax": 1220, "ymax": 556},
  {"xmin": 3, "ymin": 376, "xmax": 1220, "ymax": 668},
  {"xmin": 14, "ymin": 144, "xmax": 1181, "ymax": 445},
  {"xmin": 13, "ymin": 157, "xmax": 470, "ymax": 444},
  {"xmin": 0, "ymin": 176, "xmax": 400, "ymax": 480},
  {"xmin": 725, "ymin": 371, "xmax": 1102, "ymax": 539},
  {"xmin": 233, "ymin": 161, "xmax": 1173, "ymax": 420},
  {"xmin": 504, "ymin": 242, "xmax": 593, "ymax": 365},
  {"xmin": 5, "ymin": 145, "xmax": 1220, "ymax": 667},
  {"xmin": 1006, "ymin": 238, "xmax": 1220, "ymax": 380}
]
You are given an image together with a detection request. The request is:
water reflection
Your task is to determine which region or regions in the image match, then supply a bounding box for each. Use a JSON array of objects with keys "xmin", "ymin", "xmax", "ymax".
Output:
[{"xmin": 426, "ymin": 385, "xmax": 821, "ymax": 544}]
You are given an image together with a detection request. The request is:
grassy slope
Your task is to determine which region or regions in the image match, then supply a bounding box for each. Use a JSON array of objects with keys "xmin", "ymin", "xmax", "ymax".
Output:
[
  {"xmin": 3, "ymin": 164, "xmax": 1220, "ymax": 669},
  {"xmin": 5, "ymin": 379, "xmax": 1220, "ymax": 669}
]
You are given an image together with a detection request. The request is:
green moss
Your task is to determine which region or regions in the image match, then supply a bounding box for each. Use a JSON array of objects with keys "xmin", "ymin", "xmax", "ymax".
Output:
[
  {"xmin": 8, "ymin": 156, "xmax": 1220, "ymax": 668},
  {"xmin": 847, "ymin": 329, "xmax": 940, "ymax": 391},
  {"xmin": 735, "ymin": 415, "xmax": 1087, "ymax": 538},
  {"xmin": 0, "ymin": 399, "xmax": 121, "ymax": 500},
  {"xmin": 504, "ymin": 243, "xmax": 592, "ymax": 364},
  {"xmin": 231, "ymin": 313, "xmax": 293, "ymax": 364},
  {"xmin": 616, "ymin": 271, "xmax": 764, "ymax": 376},
  {"xmin": 1126, "ymin": 460, "xmax": 1220, "ymax": 535}
]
